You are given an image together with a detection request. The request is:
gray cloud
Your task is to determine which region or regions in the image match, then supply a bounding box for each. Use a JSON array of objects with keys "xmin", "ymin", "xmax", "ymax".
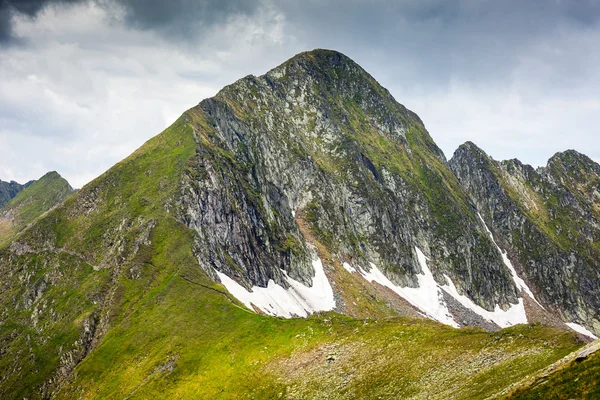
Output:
[
  {"xmin": 0, "ymin": 2, "xmax": 10, "ymax": 39},
  {"xmin": 118, "ymin": 0, "xmax": 259, "ymax": 38},
  {"xmin": 1, "ymin": 0, "xmax": 600, "ymax": 187},
  {"xmin": 0, "ymin": 0, "xmax": 260, "ymax": 42},
  {"xmin": 0, "ymin": 0, "xmax": 83, "ymax": 42},
  {"xmin": 4, "ymin": 0, "xmax": 600, "ymax": 49},
  {"xmin": 276, "ymin": 0, "xmax": 600, "ymax": 87}
]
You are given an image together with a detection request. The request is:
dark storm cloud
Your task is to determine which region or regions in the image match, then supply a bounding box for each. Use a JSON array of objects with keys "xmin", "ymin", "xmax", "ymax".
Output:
[
  {"xmin": 266, "ymin": 0, "xmax": 600, "ymax": 89},
  {"xmin": 0, "ymin": 0, "xmax": 260, "ymax": 42},
  {"xmin": 3, "ymin": 0, "xmax": 600, "ymax": 45},
  {"xmin": 118, "ymin": 0, "xmax": 258, "ymax": 38},
  {"xmin": 563, "ymin": 0, "xmax": 600, "ymax": 26},
  {"xmin": 2, "ymin": 0, "xmax": 600, "ymax": 186},
  {"xmin": 0, "ymin": 0, "xmax": 81, "ymax": 41},
  {"xmin": 0, "ymin": 2, "xmax": 10, "ymax": 39}
]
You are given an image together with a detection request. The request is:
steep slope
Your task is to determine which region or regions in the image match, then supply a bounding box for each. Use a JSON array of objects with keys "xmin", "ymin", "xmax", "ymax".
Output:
[
  {"xmin": 0, "ymin": 171, "xmax": 73, "ymax": 245},
  {"xmin": 0, "ymin": 178, "xmax": 33, "ymax": 209},
  {"xmin": 0, "ymin": 49, "xmax": 594, "ymax": 398},
  {"xmin": 0, "ymin": 118, "xmax": 198, "ymax": 398},
  {"xmin": 449, "ymin": 143, "xmax": 600, "ymax": 336}
]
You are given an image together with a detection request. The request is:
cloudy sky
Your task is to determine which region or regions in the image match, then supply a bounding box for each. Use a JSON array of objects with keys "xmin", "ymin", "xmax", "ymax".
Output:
[{"xmin": 1, "ymin": 0, "xmax": 599, "ymax": 188}]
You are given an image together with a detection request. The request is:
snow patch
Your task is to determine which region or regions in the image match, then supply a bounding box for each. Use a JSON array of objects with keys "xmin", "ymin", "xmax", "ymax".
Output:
[
  {"xmin": 342, "ymin": 262, "xmax": 356, "ymax": 273},
  {"xmin": 216, "ymin": 256, "xmax": 335, "ymax": 318},
  {"xmin": 566, "ymin": 322, "xmax": 598, "ymax": 339},
  {"xmin": 359, "ymin": 247, "xmax": 458, "ymax": 327},
  {"xmin": 358, "ymin": 246, "xmax": 528, "ymax": 329},
  {"xmin": 477, "ymin": 213, "xmax": 543, "ymax": 308},
  {"xmin": 441, "ymin": 275, "xmax": 528, "ymax": 328}
]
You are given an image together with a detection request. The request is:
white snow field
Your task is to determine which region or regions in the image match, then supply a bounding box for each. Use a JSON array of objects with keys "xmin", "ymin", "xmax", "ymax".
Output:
[
  {"xmin": 216, "ymin": 255, "xmax": 335, "ymax": 318},
  {"xmin": 441, "ymin": 275, "xmax": 527, "ymax": 328},
  {"xmin": 566, "ymin": 322, "xmax": 598, "ymax": 339},
  {"xmin": 353, "ymin": 246, "xmax": 528, "ymax": 328},
  {"xmin": 357, "ymin": 248, "xmax": 458, "ymax": 327}
]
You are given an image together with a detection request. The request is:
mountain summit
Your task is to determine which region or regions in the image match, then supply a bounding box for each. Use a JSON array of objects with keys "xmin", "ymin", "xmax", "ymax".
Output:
[{"xmin": 0, "ymin": 49, "xmax": 598, "ymax": 399}]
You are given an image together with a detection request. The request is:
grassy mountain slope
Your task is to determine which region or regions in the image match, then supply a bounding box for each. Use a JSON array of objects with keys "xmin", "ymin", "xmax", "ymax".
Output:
[
  {"xmin": 509, "ymin": 352, "xmax": 600, "ymax": 399},
  {"xmin": 0, "ymin": 171, "xmax": 73, "ymax": 245},
  {"xmin": 504, "ymin": 340, "xmax": 600, "ymax": 399},
  {"xmin": 61, "ymin": 301, "xmax": 580, "ymax": 400},
  {"xmin": 0, "ymin": 104, "xmax": 585, "ymax": 400},
  {"xmin": 0, "ymin": 50, "xmax": 592, "ymax": 399},
  {"xmin": 0, "ymin": 116, "xmax": 197, "ymax": 398}
]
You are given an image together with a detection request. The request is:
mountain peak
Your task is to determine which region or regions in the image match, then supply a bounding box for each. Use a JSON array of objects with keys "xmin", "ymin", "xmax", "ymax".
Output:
[
  {"xmin": 3, "ymin": 45, "xmax": 600, "ymax": 399},
  {"xmin": 264, "ymin": 48, "xmax": 373, "ymax": 88},
  {"xmin": 459, "ymin": 141, "xmax": 479, "ymax": 150},
  {"xmin": 451, "ymin": 141, "xmax": 491, "ymax": 166},
  {"xmin": 543, "ymin": 149, "xmax": 600, "ymax": 192},
  {"xmin": 0, "ymin": 170, "xmax": 73, "ymax": 244},
  {"xmin": 285, "ymin": 48, "xmax": 356, "ymax": 68},
  {"xmin": 37, "ymin": 170, "xmax": 73, "ymax": 190},
  {"xmin": 207, "ymin": 48, "xmax": 447, "ymax": 172},
  {"xmin": 41, "ymin": 170, "xmax": 59, "ymax": 179},
  {"xmin": 547, "ymin": 149, "xmax": 596, "ymax": 168}
]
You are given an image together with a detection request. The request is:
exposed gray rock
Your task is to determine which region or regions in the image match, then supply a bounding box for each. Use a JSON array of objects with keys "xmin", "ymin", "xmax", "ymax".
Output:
[{"xmin": 449, "ymin": 142, "xmax": 600, "ymax": 335}]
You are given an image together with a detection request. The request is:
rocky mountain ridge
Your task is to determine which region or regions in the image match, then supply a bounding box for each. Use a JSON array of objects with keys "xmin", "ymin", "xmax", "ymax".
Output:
[
  {"xmin": 180, "ymin": 50, "xmax": 515, "ymax": 319},
  {"xmin": 449, "ymin": 143, "xmax": 600, "ymax": 336},
  {"xmin": 176, "ymin": 49, "xmax": 598, "ymax": 336}
]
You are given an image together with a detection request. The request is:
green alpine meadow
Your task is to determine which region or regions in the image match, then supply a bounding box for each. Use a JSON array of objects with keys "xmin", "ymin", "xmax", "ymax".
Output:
[{"xmin": 0, "ymin": 50, "xmax": 598, "ymax": 399}]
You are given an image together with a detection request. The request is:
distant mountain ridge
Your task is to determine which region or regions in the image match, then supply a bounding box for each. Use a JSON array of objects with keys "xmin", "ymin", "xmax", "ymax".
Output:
[
  {"xmin": 0, "ymin": 171, "xmax": 73, "ymax": 245},
  {"xmin": 0, "ymin": 178, "xmax": 34, "ymax": 209}
]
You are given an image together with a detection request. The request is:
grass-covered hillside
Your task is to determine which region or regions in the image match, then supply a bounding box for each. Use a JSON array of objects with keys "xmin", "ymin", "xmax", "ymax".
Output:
[
  {"xmin": 0, "ymin": 115, "xmax": 198, "ymax": 399},
  {"xmin": 0, "ymin": 106, "xmax": 585, "ymax": 400},
  {"xmin": 504, "ymin": 340, "xmax": 600, "ymax": 400}
]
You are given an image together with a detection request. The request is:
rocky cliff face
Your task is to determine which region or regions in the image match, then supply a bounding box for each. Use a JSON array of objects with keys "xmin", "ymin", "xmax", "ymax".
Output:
[{"xmin": 449, "ymin": 143, "xmax": 600, "ymax": 335}]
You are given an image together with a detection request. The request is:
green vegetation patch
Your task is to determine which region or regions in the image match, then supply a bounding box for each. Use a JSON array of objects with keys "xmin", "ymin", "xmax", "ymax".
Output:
[{"xmin": 506, "ymin": 345, "xmax": 600, "ymax": 400}]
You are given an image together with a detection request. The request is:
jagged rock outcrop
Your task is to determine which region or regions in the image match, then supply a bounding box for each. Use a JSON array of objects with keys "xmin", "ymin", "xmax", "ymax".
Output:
[{"xmin": 449, "ymin": 143, "xmax": 600, "ymax": 335}]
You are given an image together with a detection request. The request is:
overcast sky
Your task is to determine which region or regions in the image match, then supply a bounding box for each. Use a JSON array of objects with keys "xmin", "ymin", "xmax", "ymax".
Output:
[{"xmin": 1, "ymin": 0, "xmax": 599, "ymax": 187}]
